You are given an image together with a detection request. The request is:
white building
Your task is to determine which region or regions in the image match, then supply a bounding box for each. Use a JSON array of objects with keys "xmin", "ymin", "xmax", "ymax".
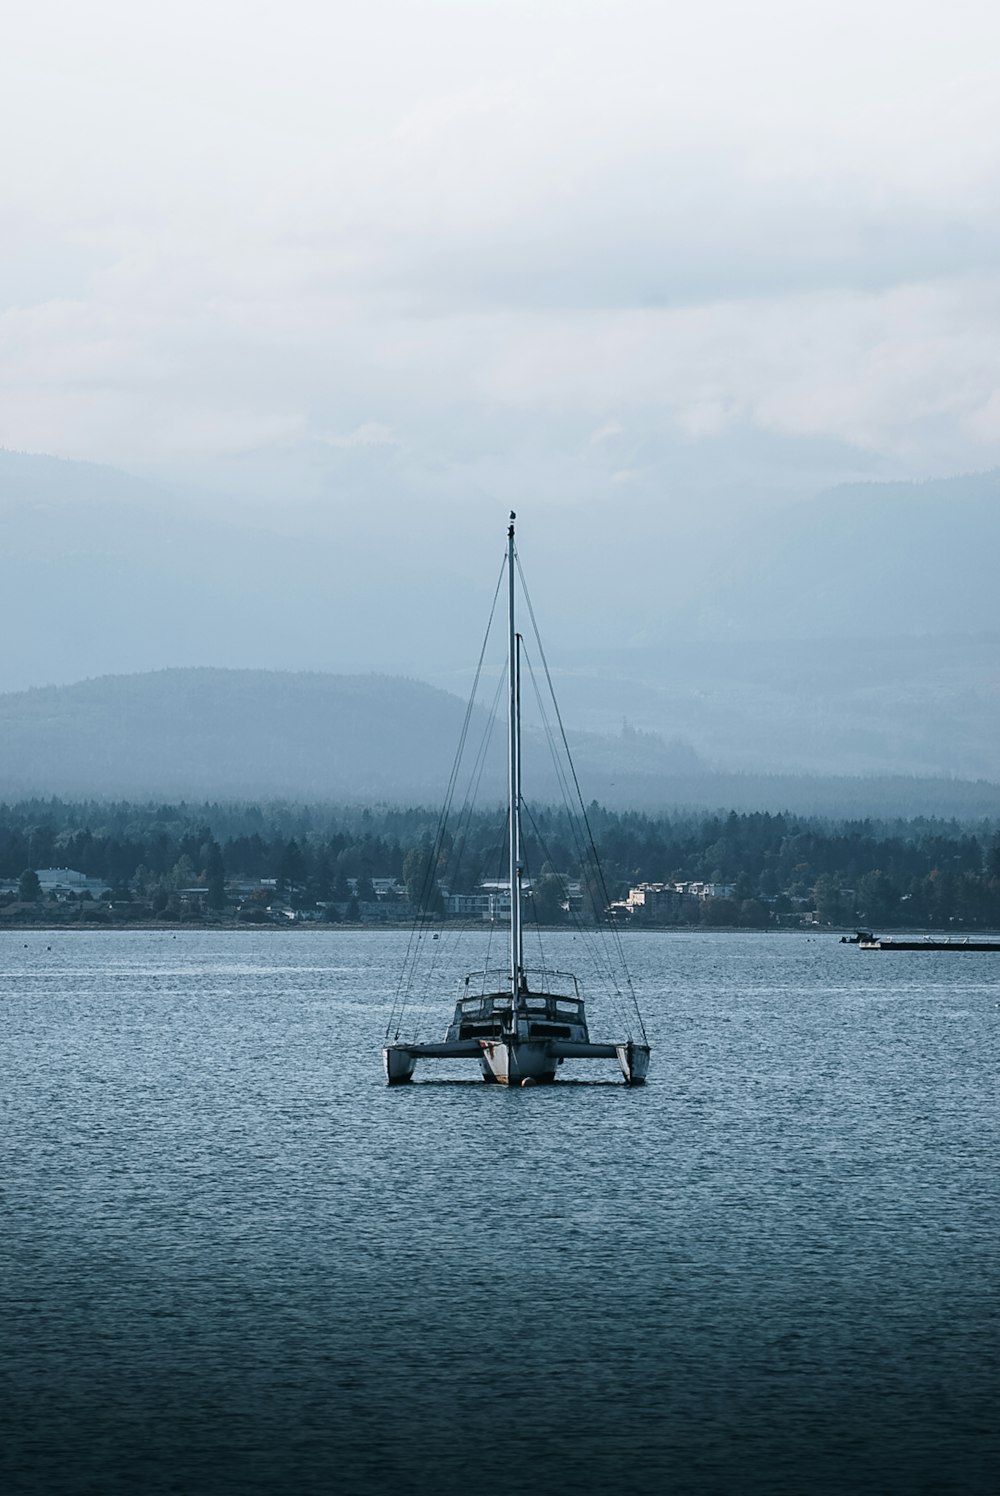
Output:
[
  {"xmin": 442, "ymin": 892, "xmax": 492, "ymax": 917},
  {"xmin": 35, "ymin": 868, "xmax": 107, "ymax": 899}
]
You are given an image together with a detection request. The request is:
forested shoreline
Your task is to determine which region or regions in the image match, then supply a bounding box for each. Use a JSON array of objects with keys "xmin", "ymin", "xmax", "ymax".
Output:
[{"xmin": 1, "ymin": 798, "xmax": 999, "ymax": 930}]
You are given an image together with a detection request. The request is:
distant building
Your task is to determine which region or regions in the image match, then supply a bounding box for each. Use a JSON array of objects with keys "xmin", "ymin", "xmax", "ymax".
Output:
[
  {"xmin": 619, "ymin": 880, "xmax": 740, "ymax": 922},
  {"xmin": 371, "ymin": 878, "xmax": 402, "ymax": 900},
  {"xmin": 670, "ymin": 881, "xmax": 736, "ymax": 901},
  {"xmin": 442, "ymin": 892, "xmax": 492, "ymax": 917},
  {"xmin": 563, "ymin": 879, "xmax": 584, "ymax": 913},
  {"xmin": 28, "ymin": 868, "xmax": 107, "ymax": 899},
  {"xmin": 345, "ymin": 878, "xmax": 401, "ymax": 899},
  {"xmin": 441, "ymin": 880, "xmax": 544, "ymax": 920},
  {"xmin": 626, "ymin": 883, "xmax": 689, "ymax": 918},
  {"xmin": 178, "ymin": 888, "xmax": 212, "ymax": 906}
]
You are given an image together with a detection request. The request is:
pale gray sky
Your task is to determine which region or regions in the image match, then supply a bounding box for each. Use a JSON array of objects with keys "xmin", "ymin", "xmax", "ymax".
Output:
[{"xmin": 2, "ymin": 0, "xmax": 1000, "ymax": 509}]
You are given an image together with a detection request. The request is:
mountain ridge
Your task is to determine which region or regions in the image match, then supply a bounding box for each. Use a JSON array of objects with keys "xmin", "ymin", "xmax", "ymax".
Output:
[
  {"xmin": 0, "ymin": 666, "xmax": 704, "ymax": 805},
  {"xmin": 4, "ymin": 448, "xmax": 999, "ymax": 786},
  {"xmin": 669, "ymin": 468, "xmax": 1000, "ymax": 642},
  {"xmin": 1, "ymin": 666, "xmax": 998, "ymax": 819}
]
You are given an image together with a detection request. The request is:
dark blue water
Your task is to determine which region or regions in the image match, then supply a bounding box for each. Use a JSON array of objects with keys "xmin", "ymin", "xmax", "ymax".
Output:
[{"xmin": 2, "ymin": 930, "xmax": 997, "ymax": 1495}]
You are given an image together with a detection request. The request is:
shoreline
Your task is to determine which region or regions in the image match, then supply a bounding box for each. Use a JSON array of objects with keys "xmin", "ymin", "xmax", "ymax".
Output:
[
  {"xmin": 4, "ymin": 921, "xmax": 997, "ymax": 936},
  {"xmin": 0, "ymin": 914, "xmax": 820, "ymax": 933}
]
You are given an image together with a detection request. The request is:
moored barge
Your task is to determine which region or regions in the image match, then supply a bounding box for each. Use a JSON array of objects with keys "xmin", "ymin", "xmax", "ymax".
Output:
[{"xmin": 845, "ymin": 930, "xmax": 1000, "ymax": 951}]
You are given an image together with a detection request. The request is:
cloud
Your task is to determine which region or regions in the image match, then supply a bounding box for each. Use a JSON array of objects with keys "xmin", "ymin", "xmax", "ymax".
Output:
[
  {"xmin": 323, "ymin": 422, "xmax": 397, "ymax": 450},
  {"xmin": 1, "ymin": 0, "xmax": 999, "ymax": 493}
]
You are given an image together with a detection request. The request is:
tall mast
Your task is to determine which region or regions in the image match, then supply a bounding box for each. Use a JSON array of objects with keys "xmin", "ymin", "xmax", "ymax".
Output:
[{"xmin": 507, "ymin": 512, "xmax": 523, "ymax": 1001}]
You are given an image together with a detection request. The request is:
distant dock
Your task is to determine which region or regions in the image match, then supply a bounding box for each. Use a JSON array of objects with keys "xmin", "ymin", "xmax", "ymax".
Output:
[{"xmin": 844, "ymin": 930, "xmax": 1000, "ymax": 951}]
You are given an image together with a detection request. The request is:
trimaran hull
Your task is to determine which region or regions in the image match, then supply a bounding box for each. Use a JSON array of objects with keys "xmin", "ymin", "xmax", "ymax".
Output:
[{"xmin": 383, "ymin": 1034, "xmax": 650, "ymax": 1086}]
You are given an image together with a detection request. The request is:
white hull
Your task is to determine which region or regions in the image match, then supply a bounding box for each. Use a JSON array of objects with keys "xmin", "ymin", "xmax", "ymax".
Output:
[
  {"xmin": 384, "ymin": 1032, "xmax": 651, "ymax": 1086},
  {"xmin": 480, "ymin": 1039, "xmax": 558, "ymax": 1085},
  {"xmin": 616, "ymin": 1040, "xmax": 650, "ymax": 1085}
]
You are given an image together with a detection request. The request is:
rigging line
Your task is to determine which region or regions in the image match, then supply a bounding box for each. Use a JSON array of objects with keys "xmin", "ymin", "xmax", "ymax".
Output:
[
  {"xmin": 517, "ymin": 805, "xmax": 562, "ymax": 990},
  {"xmin": 392, "ymin": 576, "xmax": 504, "ymax": 1038},
  {"xmin": 450, "ymin": 665, "xmax": 505, "ymax": 829},
  {"xmin": 477, "ymin": 806, "xmax": 509, "ymax": 990},
  {"xmin": 516, "ymin": 821, "xmax": 548, "ymax": 983},
  {"xmin": 521, "ymin": 642, "xmax": 578, "ymax": 823},
  {"xmin": 417, "ymin": 669, "xmax": 507, "ymax": 1015},
  {"xmin": 409, "ymin": 913, "xmax": 467, "ymax": 1021},
  {"xmin": 446, "ymin": 668, "xmax": 506, "ymax": 895},
  {"xmin": 388, "ymin": 554, "xmax": 506, "ymax": 1041},
  {"xmin": 518, "ymin": 672, "xmax": 604, "ymax": 1001},
  {"xmin": 517, "ymin": 650, "xmax": 583, "ymax": 963},
  {"xmin": 520, "ymin": 795, "xmax": 632, "ymax": 1037},
  {"xmin": 521, "ymin": 650, "xmax": 594, "ymax": 898},
  {"xmin": 444, "ymin": 790, "xmax": 506, "ymax": 959},
  {"xmin": 480, "ymin": 807, "xmax": 510, "ymax": 988},
  {"xmin": 516, "ymin": 556, "xmax": 648, "ymax": 1043},
  {"xmin": 419, "ymin": 762, "xmax": 507, "ymax": 996},
  {"xmin": 520, "ymin": 646, "xmax": 622, "ymax": 1000},
  {"xmin": 520, "ymin": 649, "xmax": 628, "ymax": 1035},
  {"xmin": 395, "ymin": 697, "xmax": 509, "ymax": 1041},
  {"xmin": 520, "ymin": 794, "xmax": 612, "ymax": 984},
  {"xmin": 402, "ymin": 868, "xmax": 500, "ymax": 1034}
]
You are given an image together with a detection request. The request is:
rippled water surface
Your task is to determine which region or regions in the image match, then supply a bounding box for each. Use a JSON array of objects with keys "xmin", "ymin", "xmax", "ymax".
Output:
[{"xmin": 2, "ymin": 929, "xmax": 997, "ymax": 1495}]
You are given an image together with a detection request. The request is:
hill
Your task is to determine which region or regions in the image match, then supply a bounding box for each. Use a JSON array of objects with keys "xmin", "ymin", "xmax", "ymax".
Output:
[
  {"xmin": 3, "ymin": 449, "xmax": 999, "ymax": 784},
  {"xmin": 2, "ymin": 668, "xmax": 999, "ymax": 818},
  {"xmin": 670, "ymin": 469, "xmax": 1000, "ymax": 642},
  {"xmin": 0, "ymin": 668, "xmax": 705, "ymax": 805},
  {"xmin": 0, "ymin": 671, "xmax": 476, "ymax": 802},
  {"xmin": 518, "ymin": 630, "xmax": 1000, "ymax": 780}
]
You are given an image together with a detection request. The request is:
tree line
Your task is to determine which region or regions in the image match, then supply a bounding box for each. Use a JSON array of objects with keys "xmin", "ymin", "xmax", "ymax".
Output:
[{"xmin": 1, "ymin": 799, "xmax": 998, "ymax": 927}]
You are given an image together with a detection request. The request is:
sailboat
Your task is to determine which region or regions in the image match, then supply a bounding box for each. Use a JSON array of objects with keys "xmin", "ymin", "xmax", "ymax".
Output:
[{"xmin": 383, "ymin": 515, "xmax": 651, "ymax": 1087}]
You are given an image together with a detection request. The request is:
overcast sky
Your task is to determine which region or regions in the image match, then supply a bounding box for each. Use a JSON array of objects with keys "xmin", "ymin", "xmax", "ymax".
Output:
[{"xmin": 3, "ymin": 0, "xmax": 1000, "ymax": 524}]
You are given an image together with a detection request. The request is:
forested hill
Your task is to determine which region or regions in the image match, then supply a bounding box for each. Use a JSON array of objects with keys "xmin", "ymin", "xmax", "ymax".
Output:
[
  {"xmin": 1, "ymin": 800, "xmax": 998, "ymax": 930},
  {"xmin": 0, "ymin": 670, "xmax": 477, "ymax": 802},
  {"xmin": 0, "ymin": 668, "xmax": 703, "ymax": 806},
  {"xmin": 3, "ymin": 451, "xmax": 999, "ymax": 785},
  {"xmin": 2, "ymin": 668, "xmax": 1000, "ymax": 818}
]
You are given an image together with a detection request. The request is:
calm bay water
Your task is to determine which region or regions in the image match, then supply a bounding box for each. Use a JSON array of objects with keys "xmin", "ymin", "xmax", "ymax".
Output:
[{"xmin": 2, "ymin": 929, "xmax": 997, "ymax": 1495}]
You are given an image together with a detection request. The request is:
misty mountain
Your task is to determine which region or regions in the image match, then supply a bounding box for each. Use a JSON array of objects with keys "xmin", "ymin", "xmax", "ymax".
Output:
[
  {"xmin": 5, "ymin": 449, "xmax": 1000, "ymax": 686},
  {"xmin": 0, "ymin": 668, "xmax": 705, "ymax": 805},
  {"xmin": 668, "ymin": 469, "xmax": 1000, "ymax": 641},
  {"xmin": 4, "ymin": 449, "xmax": 999, "ymax": 785},
  {"xmin": 0, "ymin": 449, "xmax": 476, "ymax": 693},
  {"xmin": 1, "ymin": 668, "xmax": 998, "ymax": 820},
  {"xmin": 0, "ymin": 671, "xmax": 471, "ymax": 802},
  {"xmin": 505, "ymin": 630, "xmax": 1000, "ymax": 781}
]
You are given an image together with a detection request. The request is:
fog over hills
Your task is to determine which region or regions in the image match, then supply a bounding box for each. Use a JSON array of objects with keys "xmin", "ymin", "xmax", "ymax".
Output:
[
  {"xmin": 0, "ymin": 671, "xmax": 472, "ymax": 802},
  {"xmin": 2, "ymin": 449, "xmax": 998, "ymax": 792},
  {"xmin": 505, "ymin": 631, "xmax": 1000, "ymax": 781},
  {"xmin": 4, "ymin": 3, "xmax": 1000, "ymax": 822},
  {"xmin": 0, "ymin": 668, "xmax": 706, "ymax": 806},
  {"xmin": 2, "ymin": 668, "xmax": 998, "ymax": 820},
  {"xmin": 669, "ymin": 470, "xmax": 1000, "ymax": 642}
]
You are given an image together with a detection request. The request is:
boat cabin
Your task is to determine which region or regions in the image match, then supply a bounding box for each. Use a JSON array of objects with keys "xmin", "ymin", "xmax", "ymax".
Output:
[{"xmin": 446, "ymin": 969, "xmax": 590, "ymax": 1044}]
